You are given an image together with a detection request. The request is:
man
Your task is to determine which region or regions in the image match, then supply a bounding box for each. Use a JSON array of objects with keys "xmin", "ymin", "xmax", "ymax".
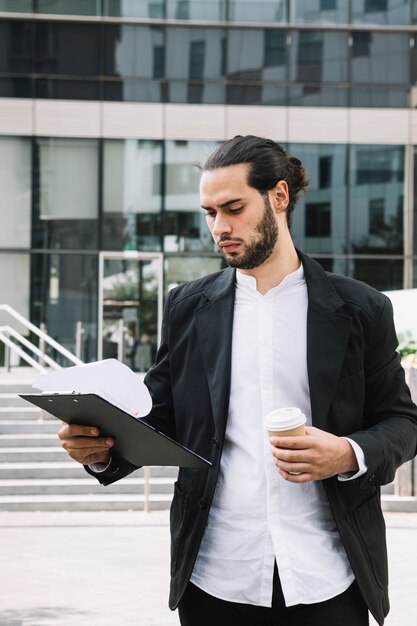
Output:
[{"xmin": 59, "ymin": 135, "xmax": 417, "ymax": 626}]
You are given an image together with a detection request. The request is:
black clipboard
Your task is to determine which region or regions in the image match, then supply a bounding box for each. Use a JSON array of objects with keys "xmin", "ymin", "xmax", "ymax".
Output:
[{"xmin": 20, "ymin": 393, "xmax": 211, "ymax": 469}]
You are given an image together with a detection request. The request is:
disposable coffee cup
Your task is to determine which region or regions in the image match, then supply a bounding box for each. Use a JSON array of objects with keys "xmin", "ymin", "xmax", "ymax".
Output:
[{"xmin": 264, "ymin": 407, "xmax": 307, "ymax": 438}]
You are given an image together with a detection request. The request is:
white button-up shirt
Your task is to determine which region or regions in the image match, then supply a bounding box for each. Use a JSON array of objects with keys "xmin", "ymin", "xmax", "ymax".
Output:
[{"xmin": 190, "ymin": 264, "xmax": 356, "ymax": 607}]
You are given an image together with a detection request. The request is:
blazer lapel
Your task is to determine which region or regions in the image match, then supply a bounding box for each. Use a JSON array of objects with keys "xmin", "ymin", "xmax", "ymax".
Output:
[
  {"xmin": 195, "ymin": 268, "xmax": 236, "ymax": 440},
  {"xmin": 300, "ymin": 252, "xmax": 352, "ymax": 430}
]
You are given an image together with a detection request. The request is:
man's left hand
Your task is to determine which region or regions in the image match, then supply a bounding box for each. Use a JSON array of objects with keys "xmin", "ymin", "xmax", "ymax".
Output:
[{"xmin": 269, "ymin": 426, "xmax": 359, "ymax": 483}]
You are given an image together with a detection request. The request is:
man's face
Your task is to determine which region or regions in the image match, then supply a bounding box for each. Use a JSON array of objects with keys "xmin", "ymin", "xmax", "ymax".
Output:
[{"xmin": 200, "ymin": 163, "xmax": 279, "ymax": 270}]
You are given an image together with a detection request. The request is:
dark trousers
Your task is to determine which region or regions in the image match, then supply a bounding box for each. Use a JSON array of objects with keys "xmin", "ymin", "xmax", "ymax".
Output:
[{"xmin": 178, "ymin": 568, "xmax": 369, "ymax": 626}]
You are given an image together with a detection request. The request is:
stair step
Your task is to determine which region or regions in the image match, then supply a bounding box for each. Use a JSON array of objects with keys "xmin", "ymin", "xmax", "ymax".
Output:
[
  {"xmin": 0, "ymin": 477, "xmax": 175, "ymax": 495},
  {"xmin": 0, "ymin": 447, "xmax": 68, "ymax": 462},
  {"xmin": 0, "ymin": 461, "xmax": 178, "ymax": 480},
  {"xmin": 0, "ymin": 434, "xmax": 60, "ymax": 447},
  {"xmin": 0, "ymin": 394, "xmax": 34, "ymax": 407},
  {"xmin": 0, "ymin": 421, "xmax": 61, "ymax": 433},
  {"xmin": 381, "ymin": 495, "xmax": 417, "ymax": 512},
  {"xmin": 0, "ymin": 493, "xmax": 174, "ymax": 511},
  {"xmin": 0, "ymin": 407, "xmax": 44, "ymax": 421}
]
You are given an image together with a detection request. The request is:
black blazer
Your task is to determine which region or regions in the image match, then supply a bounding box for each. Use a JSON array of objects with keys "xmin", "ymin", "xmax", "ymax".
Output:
[{"xmin": 89, "ymin": 251, "xmax": 417, "ymax": 625}]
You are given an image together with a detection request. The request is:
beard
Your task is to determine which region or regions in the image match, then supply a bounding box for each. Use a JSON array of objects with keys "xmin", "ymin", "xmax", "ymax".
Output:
[{"xmin": 217, "ymin": 194, "xmax": 279, "ymax": 270}]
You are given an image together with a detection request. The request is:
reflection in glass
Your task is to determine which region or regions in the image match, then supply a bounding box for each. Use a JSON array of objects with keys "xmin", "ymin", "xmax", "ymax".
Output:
[
  {"xmin": 166, "ymin": 28, "xmax": 225, "ymax": 81},
  {"xmin": 164, "ymin": 140, "xmax": 220, "ymax": 253},
  {"xmin": 350, "ymin": 86, "xmax": 408, "ymax": 107},
  {"xmin": 0, "ymin": 77, "xmax": 32, "ymax": 98},
  {"xmin": 0, "ymin": 0, "xmax": 32, "ymax": 10},
  {"xmin": 168, "ymin": 80, "xmax": 225, "ymax": 104},
  {"xmin": 349, "ymin": 145, "xmax": 404, "ymax": 254},
  {"xmin": 33, "ymin": 138, "xmax": 99, "ymax": 250},
  {"xmin": 228, "ymin": 29, "xmax": 287, "ymax": 83},
  {"xmin": 164, "ymin": 256, "xmax": 223, "ymax": 294},
  {"xmin": 36, "ymin": 0, "xmax": 101, "ymax": 15},
  {"xmin": 290, "ymin": 31, "xmax": 348, "ymax": 84},
  {"xmin": 351, "ymin": 32, "xmax": 409, "ymax": 84},
  {"xmin": 103, "ymin": 79, "xmax": 164, "ymax": 102},
  {"xmin": 291, "ymin": 0, "xmax": 349, "ymax": 24},
  {"xmin": 102, "ymin": 140, "xmax": 163, "ymax": 252},
  {"xmin": 288, "ymin": 84, "xmax": 348, "ymax": 106},
  {"xmin": 31, "ymin": 253, "xmax": 98, "ymax": 362},
  {"xmin": 0, "ymin": 253, "xmax": 30, "ymax": 318},
  {"xmin": 102, "ymin": 257, "xmax": 160, "ymax": 372},
  {"xmin": 166, "ymin": 0, "xmax": 225, "ymax": 20},
  {"xmin": 352, "ymin": 0, "xmax": 410, "ymax": 25},
  {"xmin": 349, "ymin": 258, "xmax": 403, "ymax": 290},
  {"xmin": 35, "ymin": 78, "xmax": 100, "ymax": 100},
  {"xmin": 290, "ymin": 144, "xmax": 347, "ymax": 255},
  {"xmin": 34, "ymin": 22, "xmax": 99, "ymax": 76},
  {"xmin": 230, "ymin": 0, "xmax": 287, "ymax": 22},
  {"xmin": 105, "ymin": 0, "xmax": 164, "ymax": 18},
  {"xmin": 0, "ymin": 20, "xmax": 33, "ymax": 74},
  {"xmin": 227, "ymin": 82, "xmax": 287, "ymax": 105},
  {"xmin": 0, "ymin": 137, "xmax": 31, "ymax": 249}
]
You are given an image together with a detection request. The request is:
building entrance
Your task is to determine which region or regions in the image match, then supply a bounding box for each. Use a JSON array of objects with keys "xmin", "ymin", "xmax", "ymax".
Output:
[{"xmin": 98, "ymin": 252, "xmax": 163, "ymax": 373}]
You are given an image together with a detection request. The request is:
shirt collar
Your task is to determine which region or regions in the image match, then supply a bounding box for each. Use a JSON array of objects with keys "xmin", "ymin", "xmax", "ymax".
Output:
[{"xmin": 235, "ymin": 263, "xmax": 305, "ymax": 296}]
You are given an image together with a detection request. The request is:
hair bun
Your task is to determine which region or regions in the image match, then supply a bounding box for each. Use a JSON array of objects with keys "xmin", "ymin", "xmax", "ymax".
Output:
[{"xmin": 289, "ymin": 156, "xmax": 301, "ymax": 167}]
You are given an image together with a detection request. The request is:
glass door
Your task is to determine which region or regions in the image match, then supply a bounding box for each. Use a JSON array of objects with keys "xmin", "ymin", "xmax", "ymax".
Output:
[{"xmin": 98, "ymin": 252, "xmax": 163, "ymax": 373}]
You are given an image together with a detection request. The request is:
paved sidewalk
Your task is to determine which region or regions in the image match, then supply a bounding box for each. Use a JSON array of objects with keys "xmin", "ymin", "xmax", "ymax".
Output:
[{"xmin": 0, "ymin": 510, "xmax": 415, "ymax": 626}]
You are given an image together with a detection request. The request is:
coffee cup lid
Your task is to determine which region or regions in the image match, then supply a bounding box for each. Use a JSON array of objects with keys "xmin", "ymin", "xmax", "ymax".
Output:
[{"xmin": 264, "ymin": 407, "xmax": 306, "ymax": 430}]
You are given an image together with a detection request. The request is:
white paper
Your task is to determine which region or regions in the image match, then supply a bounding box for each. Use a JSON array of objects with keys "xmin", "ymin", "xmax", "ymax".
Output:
[{"xmin": 33, "ymin": 358, "xmax": 153, "ymax": 418}]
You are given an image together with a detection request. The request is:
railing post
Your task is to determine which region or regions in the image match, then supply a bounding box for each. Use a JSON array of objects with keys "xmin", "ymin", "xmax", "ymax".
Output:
[
  {"xmin": 75, "ymin": 321, "xmax": 85, "ymax": 361},
  {"xmin": 116, "ymin": 319, "xmax": 125, "ymax": 362},
  {"xmin": 39, "ymin": 323, "xmax": 47, "ymax": 368},
  {"xmin": 144, "ymin": 466, "xmax": 151, "ymax": 513},
  {"xmin": 4, "ymin": 342, "xmax": 10, "ymax": 372}
]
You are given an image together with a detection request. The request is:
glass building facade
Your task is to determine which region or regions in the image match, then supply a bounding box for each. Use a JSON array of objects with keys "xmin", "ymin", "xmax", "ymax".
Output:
[{"xmin": 1, "ymin": 0, "xmax": 417, "ymax": 367}]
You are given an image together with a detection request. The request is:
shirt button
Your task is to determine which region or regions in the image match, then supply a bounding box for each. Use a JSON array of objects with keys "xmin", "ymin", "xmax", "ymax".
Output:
[
  {"xmin": 199, "ymin": 497, "xmax": 207, "ymax": 509},
  {"xmin": 212, "ymin": 438, "xmax": 219, "ymax": 448}
]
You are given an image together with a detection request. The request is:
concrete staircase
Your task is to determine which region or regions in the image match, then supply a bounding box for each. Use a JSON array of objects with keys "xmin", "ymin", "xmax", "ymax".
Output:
[{"xmin": 0, "ymin": 368, "xmax": 177, "ymax": 511}]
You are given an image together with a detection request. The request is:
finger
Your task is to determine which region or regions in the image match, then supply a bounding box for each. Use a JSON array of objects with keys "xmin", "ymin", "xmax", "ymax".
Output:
[
  {"xmin": 274, "ymin": 459, "xmax": 309, "ymax": 474},
  {"xmin": 58, "ymin": 424, "xmax": 101, "ymax": 439},
  {"xmin": 61, "ymin": 436, "xmax": 114, "ymax": 451},
  {"xmin": 270, "ymin": 446, "xmax": 312, "ymax": 464},
  {"xmin": 269, "ymin": 435, "xmax": 311, "ymax": 449},
  {"xmin": 278, "ymin": 468, "xmax": 313, "ymax": 483}
]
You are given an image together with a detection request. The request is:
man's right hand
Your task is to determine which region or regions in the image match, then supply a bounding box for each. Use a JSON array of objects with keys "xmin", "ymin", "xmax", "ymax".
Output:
[{"xmin": 58, "ymin": 424, "xmax": 114, "ymax": 465}]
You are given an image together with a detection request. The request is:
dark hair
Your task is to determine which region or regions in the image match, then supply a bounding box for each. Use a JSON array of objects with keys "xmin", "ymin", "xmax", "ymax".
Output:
[{"xmin": 201, "ymin": 135, "xmax": 309, "ymax": 226}]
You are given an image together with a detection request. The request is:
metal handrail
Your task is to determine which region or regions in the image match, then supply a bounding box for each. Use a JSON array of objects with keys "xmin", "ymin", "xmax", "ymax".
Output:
[
  {"xmin": 0, "ymin": 304, "xmax": 83, "ymax": 368},
  {"xmin": 0, "ymin": 325, "xmax": 61, "ymax": 371},
  {"xmin": 0, "ymin": 330, "xmax": 46, "ymax": 372}
]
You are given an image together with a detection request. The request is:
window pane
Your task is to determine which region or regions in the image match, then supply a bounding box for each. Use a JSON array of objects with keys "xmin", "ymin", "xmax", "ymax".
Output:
[
  {"xmin": 35, "ymin": 22, "xmax": 99, "ymax": 76},
  {"xmin": 166, "ymin": 28, "xmax": 225, "ymax": 81},
  {"xmin": 31, "ymin": 253, "xmax": 98, "ymax": 362},
  {"xmin": 105, "ymin": 0, "xmax": 164, "ymax": 18},
  {"xmin": 164, "ymin": 255, "xmax": 223, "ymax": 293},
  {"xmin": 0, "ymin": 253, "xmax": 30, "ymax": 318},
  {"xmin": 228, "ymin": 30, "xmax": 287, "ymax": 82},
  {"xmin": 164, "ymin": 140, "xmax": 219, "ymax": 253},
  {"xmin": 33, "ymin": 138, "xmax": 99, "ymax": 250},
  {"xmin": 104, "ymin": 24, "xmax": 164, "ymax": 80},
  {"xmin": 0, "ymin": 76, "xmax": 32, "ymax": 98},
  {"xmin": 0, "ymin": 0, "xmax": 32, "ymax": 11},
  {"xmin": 288, "ymin": 84, "xmax": 349, "ymax": 106},
  {"xmin": 351, "ymin": 32, "xmax": 409, "ymax": 84},
  {"xmin": 102, "ymin": 139, "xmax": 163, "ymax": 252},
  {"xmin": 227, "ymin": 82, "xmax": 288, "ymax": 105},
  {"xmin": 35, "ymin": 78, "xmax": 100, "ymax": 100},
  {"xmin": 229, "ymin": 0, "xmax": 287, "ymax": 22},
  {"xmin": 166, "ymin": 0, "xmax": 226, "ymax": 20},
  {"xmin": 350, "ymin": 85, "xmax": 409, "ymax": 107},
  {"xmin": 291, "ymin": 0, "xmax": 349, "ymax": 24},
  {"xmin": 0, "ymin": 137, "xmax": 31, "ymax": 248},
  {"xmin": 349, "ymin": 145, "xmax": 404, "ymax": 254},
  {"xmin": 168, "ymin": 80, "xmax": 225, "ymax": 104},
  {"xmin": 352, "ymin": 0, "xmax": 410, "ymax": 25},
  {"xmin": 0, "ymin": 20, "xmax": 33, "ymax": 74},
  {"xmin": 290, "ymin": 31, "xmax": 348, "ymax": 83},
  {"xmin": 36, "ymin": 0, "xmax": 101, "ymax": 15},
  {"xmin": 349, "ymin": 258, "xmax": 403, "ymax": 290},
  {"xmin": 290, "ymin": 144, "xmax": 347, "ymax": 255}
]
